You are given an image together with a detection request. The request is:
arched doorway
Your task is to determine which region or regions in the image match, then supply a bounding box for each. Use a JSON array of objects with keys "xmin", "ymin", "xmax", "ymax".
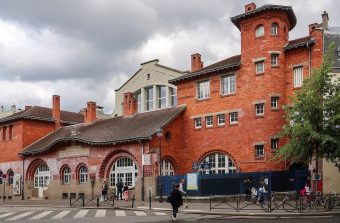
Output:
[
  {"xmin": 34, "ymin": 164, "xmax": 50, "ymax": 198},
  {"xmin": 200, "ymin": 152, "xmax": 236, "ymax": 174},
  {"xmin": 109, "ymin": 157, "xmax": 138, "ymax": 187}
]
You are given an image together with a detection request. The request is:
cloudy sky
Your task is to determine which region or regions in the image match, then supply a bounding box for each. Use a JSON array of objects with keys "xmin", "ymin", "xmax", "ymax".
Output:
[{"xmin": 0, "ymin": 0, "xmax": 339, "ymax": 114}]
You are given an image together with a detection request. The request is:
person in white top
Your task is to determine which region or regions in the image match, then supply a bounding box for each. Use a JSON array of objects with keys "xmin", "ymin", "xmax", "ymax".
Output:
[{"xmin": 179, "ymin": 179, "xmax": 188, "ymax": 208}]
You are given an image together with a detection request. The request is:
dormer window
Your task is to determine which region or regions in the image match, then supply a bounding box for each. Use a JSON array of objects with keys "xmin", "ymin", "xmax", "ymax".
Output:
[
  {"xmin": 271, "ymin": 23, "xmax": 278, "ymax": 35},
  {"xmin": 255, "ymin": 25, "xmax": 264, "ymax": 37}
]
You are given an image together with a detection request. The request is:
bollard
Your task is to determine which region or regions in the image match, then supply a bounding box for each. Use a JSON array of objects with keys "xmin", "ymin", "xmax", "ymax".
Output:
[
  {"xmin": 70, "ymin": 197, "xmax": 72, "ymax": 206},
  {"xmin": 82, "ymin": 197, "xmax": 85, "ymax": 207},
  {"xmin": 149, "ymin": 190, "xmax": 152, "ymax": 210},
  {"xmin": 112, "ymin": 195, "xmax": 115, "ymax": 207},
  {"xmin": 131, "ymin": 195, "xmax": 135, "ymax": 208},
  {"xmin": 97, "ymin": 197, "xmax": 99, "ymax": 207},
  {"xmin": 236, "ymin": 195, "xmax": 239, "ymax": 212},
  {"xmin": 209, "ymin": 195, "xmax": 211, "ymax": 211}
]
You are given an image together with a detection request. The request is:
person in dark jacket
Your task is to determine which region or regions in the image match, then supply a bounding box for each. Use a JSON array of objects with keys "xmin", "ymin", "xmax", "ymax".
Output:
[
  {"xmin": 243, "ymin": 176, "xmax": 253, "ymax": 203},
  {"xmin": 170, "ymin": 184, "xmax": 183, "ymax": 221},
  {"xmin": 101, "ymin": 180, "xmax": 108, "ymax": 201},
  {"xmin": 116, "ymin": 179, "xmax": 124, "ymax": 200}
]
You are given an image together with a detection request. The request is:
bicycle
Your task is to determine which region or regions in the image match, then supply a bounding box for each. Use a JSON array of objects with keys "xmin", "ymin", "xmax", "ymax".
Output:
[
  {"xmin": 299, "ymin": 191, "xmax": 328, "ymax": 212},
  {"xmin": 260, "ymin": 192, "xmax": 298, "ymax": 212}
]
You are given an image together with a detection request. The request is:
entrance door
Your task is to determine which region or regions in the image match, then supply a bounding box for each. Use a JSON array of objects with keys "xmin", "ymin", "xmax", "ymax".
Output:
[
  {"xmin": 34, "ymin": 164, "xmax": 50, "ymax": 198},
  {"xmin": 109, "ymin": 158, "xmax": 138, "ymax": 187}
]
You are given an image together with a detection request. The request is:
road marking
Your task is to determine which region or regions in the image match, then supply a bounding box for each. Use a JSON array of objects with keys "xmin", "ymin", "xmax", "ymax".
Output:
[
  {"xmin": 181, "ymin": 209, "xmax": 203, "ymax": 212},
  {"xmin": 29, "ymin": 211, "xmax": 53, "ymax": 220},
  {"xmin": 154, "ymin": 212, "xmax": 167, "ymax": 216},
  {"xmin": 115, "ymin": 210, "xmax": 126, "ymax": 216},
  {"xmin": 0, "ymin": 213, "xmax": 16, "ymax": 219},
  {"xmin": 51, "ymin": 210, "xmax": 71, "ymax": 219},
  {"xmin": 134, "ymin": 211, "xmax": 147, "ymax": 216},
  {"xmin": 152, "ymin": 207, "xmax": 172, "ymax": 211},
  {"xmin": 73, "ymin": 209, "xmax": 89, "ymax": 218},
  {"xmin": 6, "ymin": 212, "xmax": 33, "ymax": 221},
  {"xmin": 137, "ymin": 206, "xmax": 148, "ymax": 209},
  {"xmin": 95, "ymin": 209, "xmax": 106, "ymax": 218}
]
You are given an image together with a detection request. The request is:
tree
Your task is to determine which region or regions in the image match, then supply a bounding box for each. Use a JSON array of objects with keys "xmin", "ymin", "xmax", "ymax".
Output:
[{"xmin": 275, "ymin": 44, "xmax": 340, "ymax": 186}]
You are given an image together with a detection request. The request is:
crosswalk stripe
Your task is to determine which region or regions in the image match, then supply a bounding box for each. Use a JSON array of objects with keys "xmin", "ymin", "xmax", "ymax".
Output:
[
  {"xmin": 154, "ymin": 212, "xmax": 167, "ymax": 216},
  {"xmin": 0, "ymin": 213, "xmax": 16, "ymax": 219},
  {"xmin": 29, "ymin": 211, "xmax": 53, "ymax": 220},
  {"xmin": 95, "ymin": 209, "xmax": 106, "ymax": 218},
  {"xmin": 73, "ymin": 210, "xmax": 89, "ymax": 218},
  {"xmin": 6, "ymin": 212, "xmax": 34, "ymax": 221},
  {"xmin": 51, "ymin": 210, "xmax": 71, "ymax": 219},
  {"xmin": 134, "ymin": 211, "xmax": 147, "ymax": 216},
  {"xmin": 115, "ymin": 210, "xmax": 126, "ymax": 216}
]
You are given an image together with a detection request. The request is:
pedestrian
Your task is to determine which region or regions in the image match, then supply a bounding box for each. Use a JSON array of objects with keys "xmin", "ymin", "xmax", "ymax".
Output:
[
  {"xmin": 179, "ymin": 179, "xmax": 188, "ymax": 208},
  {"xmin": 116, "ymin": 179, "xmax": 124, "ymax": 200},
  {"xmin": 169, "ymin": 184, "xmax": 183, "ymax": 221},
  {"xmin": 101, "ymin": 180, "xmax": 108, "ymax": 201},
  {"xmin": 123, "ymin": 183, "xmax": 129, "ymax": 201},
  {"xmin": 257, "ymin": 176, "xmax": 268, "ymax": 204},
  {"xmin": 243, "ymin": 176, "xmax": 253, "ymax": 203}
]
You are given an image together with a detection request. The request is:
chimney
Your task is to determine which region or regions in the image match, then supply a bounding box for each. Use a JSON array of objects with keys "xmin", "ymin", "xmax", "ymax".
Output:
[
  {"xmin": 123, "ymin": 92, "xmax": 137, "ymax": 117},
  {"xmin": 308, "ymin": 23, "xmax": 318, "ymax": 34},
  {"xmin": 322, "ymin": 11, "xmax": 329, "ymax": 30},
  {"xmin": 24, "ymin": 105, "xmax": 32, "ymax": 111},
  {"xmin": 52, "ymin": 95, "xmax": 61, "ymax": 129},
  {"xmin": 191, "ymin": 53, "xmax": 203, "ymax": 72},
  {"xmin": 85, "ymin": 101, "xmax": 97, "ymax": 123},
  {"xmin": 245, "ymin": 3, "xmax": 256, "ymax": 13}
]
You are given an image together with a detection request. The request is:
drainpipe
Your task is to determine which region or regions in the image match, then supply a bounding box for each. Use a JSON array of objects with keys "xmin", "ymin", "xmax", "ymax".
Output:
[
  {"xmin": 20, "ymin": 155, "xmax": 25, "ymax": 200},
  {"xmin": 307, "ymin": 40, "xmax": 313, "ymax": 77},
  {"xmin": 139, "ymin": 140, "xmax": 145, "ymax": 201}
]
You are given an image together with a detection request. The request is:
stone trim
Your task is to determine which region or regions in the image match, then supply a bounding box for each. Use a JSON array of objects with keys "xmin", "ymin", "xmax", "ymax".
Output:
[
  {"xmin": 252, "ymin": 57, "xmax": 266, "ymax": 63},
  {"xmin": 253, "ymin": 100, "xmax": 266, "ymax": 104},
  {"xmin": 191, "ymin": 109, "xmax": 242, "ymax": 119},
  {"xmin": 268, "ymin": 51, "xmax": 281, "ymax": 55}
]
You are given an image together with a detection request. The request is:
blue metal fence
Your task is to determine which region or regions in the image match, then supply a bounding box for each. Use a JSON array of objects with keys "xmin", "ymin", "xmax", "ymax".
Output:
[{"xmin": 158, "ymin": 170, "xmax": 308, "ymax": 197}]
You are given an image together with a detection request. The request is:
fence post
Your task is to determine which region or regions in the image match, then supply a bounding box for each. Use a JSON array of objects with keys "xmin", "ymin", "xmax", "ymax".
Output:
[
  {"xmin": 269, "ymin": 194, "xmax": 272, "ymax": 212},
  {"xmin": 70, "ymin": 196, "xmax": 72, "ymax": 206},
  {"xmin": 209, "ymin": 195, "xmax": 211, "ymax": 211},
  {"xmin": 299, "ymin": 196, "xmax": 302, "ymax": 212},
  {"xmin": 97, "ymin": 197, "xmax": 99, "ymax": 207},
  {"xmin": 82, "ymin": 197, "xmax": 85, "ymax": 207},
  {"xmin": 131, "ymin": 195, "xmax": 135, "ymax": 208},
  {"xmin": 149, "ymin": 189, "xmax": 152, "ymax": 210},
  {"xmin": 236, "ymin": 194, "xmax": 239, "ymax": 212}
]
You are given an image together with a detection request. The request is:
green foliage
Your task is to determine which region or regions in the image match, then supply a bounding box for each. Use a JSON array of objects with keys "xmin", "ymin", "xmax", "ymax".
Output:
[{"xmin": 275, "ymin": 44, "xmax": 340, "ymax": 169}]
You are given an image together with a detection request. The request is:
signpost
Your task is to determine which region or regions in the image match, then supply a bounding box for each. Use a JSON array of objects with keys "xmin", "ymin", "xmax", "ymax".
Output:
[{"xmin": 1, "ymin": 173, "xmax": 7, "ymax": 202}]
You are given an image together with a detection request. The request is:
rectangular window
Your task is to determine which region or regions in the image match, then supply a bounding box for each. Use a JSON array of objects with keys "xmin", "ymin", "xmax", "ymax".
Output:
[
  {"xmin": 271, "ymin": 97, "xmax": 278, "ymax": 109},
  {"xmin": 2, "ymin": 126, "xmax": 7, "ymax": 140},
  {"xmin": 255, "ymin": 103, "xmax": 264, "ymax": 116},
  {"xmin": 194, "ymin": 118, "xmax": 202, "ymax": 129},
  {"xmin": 229, "ymin": 112, "xmax": 238, "ymax": 124},
  {"xmin": 271, "ymin": 54, "xmax": 278, "ymax": 66},
  {"xmin": 146, "ymin": 87, "xmax": 153, "ymax": 111},
  {"xmin": 217, "ymin": 114, "xmax": 225, "ymax": 125},
  {"xmin": 255, "ymin": 145, "xmax": 265, "ymax": 157},
  {"xmin": 293, "ymin": 66, "xmax": 303, "ymax": 88},
  {"xmin": 197, "ymin": 80, "xmax": 210, "ymax": 100},
  {"xmin": 255, "ymin": 61, "xmax": 264, "ymax": 74},
  {"xmin": 271, "ymin": 138, "xmax": 279, "ymax": 151},
  {"xmin": 206, "ymin": 116, "xmax": 213, "ymax": 127},
  {"xmin": 158, "ymin": 86, "xmax": 166, "ymax": 109},
  {"xmin": 136, "ymin": 92, "xmax": 142, "ymax": 113},
  {"xmin": 8, "ymin": 125, "xmax": 13, "ymax": 140},
  {"xmin": 221, "ymin": 74, "xmax": 236, "ymax": 95},
  {"xmin": 170, "ymin": 88, "xmax": 177, "ymax": 106}
]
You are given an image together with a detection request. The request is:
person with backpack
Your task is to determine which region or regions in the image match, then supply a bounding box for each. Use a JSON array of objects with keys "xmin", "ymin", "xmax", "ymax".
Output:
[
  {"xmin": 243, "ymin": 176, "xmax": 253, "ymax": 204},
  {"xmin": 116, "ymin": 179, "xmax": 124, "ymax": 200},
  {"xmin": 168, "ymin": 184, "xmax": 183, "ymax": 221}
]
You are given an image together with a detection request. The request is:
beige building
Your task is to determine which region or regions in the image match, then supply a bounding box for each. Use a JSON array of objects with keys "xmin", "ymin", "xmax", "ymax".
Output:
[
  {"xmin": 113, "ymin": 59, "xmax": 186, "ymax": 116},
  {"xmin": 0, "ymin": 105, "xmax": 20, "ymax": 119}
]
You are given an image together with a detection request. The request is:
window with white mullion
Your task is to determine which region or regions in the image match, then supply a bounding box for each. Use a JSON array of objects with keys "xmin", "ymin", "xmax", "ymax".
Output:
[
  {"xmin": 146, "ymin": 87, "xmax": 153, "ymax": 111},
  {"xmin": 255, "ymin": 61, "xmax": 264, "ymax": 74},
  {"xmin": 201, "ymin": 153, "xmax": 236, "ymax": 174},
  {"xmin": 158, "ymin": 86, "xmax": 166, "ymax": 109},
  {"xmin": 197, "ymin": 80, "xmax": 210, "ymax": 99},
  {"xmin": 221, "ymin": 74, "xmax": 236, "ymax": 95},
  {"xmin": 161, "ymin": 159, "xmax": 175, "ymax": 176},
  {"xmin": 293, "ymin": 66, "xmax": 303, "ymax": 88},
  {"xmin": 136, "ymin": 92, "xmax": 142, "ymax": 113},
  {"xmin": 271, "ymin": 54, "xmax": 278, "ymax": 66},
  {"xmin": 217, "ymin": 114, "xmax": 225, "ymax": 125},
  {"xmin": 79, "ymin": 166, "xmax": 88, "ymax": 184},
  {"xmin": 255, "ymin": 103, "xmax": 264, "ymax": 116},
  {"xmin": 206, "ymin": 116, "xmax": 213, "ymax": 127},
  {"xmin": 63, "ymin": 167, "xmax": 71, "ymax": 184},
  {"xmin": 194, "ymin": 118, "xmax": 202, "ymax": 129},
  {"xmin": 170, "ymin": 88, "xmax": 177, "ymax": 106}
]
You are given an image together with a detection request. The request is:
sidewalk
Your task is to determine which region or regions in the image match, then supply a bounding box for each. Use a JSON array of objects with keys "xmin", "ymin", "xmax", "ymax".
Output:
[{"xmin": 1, "ymin": 198, "xmax": 340, "ymax": 217}]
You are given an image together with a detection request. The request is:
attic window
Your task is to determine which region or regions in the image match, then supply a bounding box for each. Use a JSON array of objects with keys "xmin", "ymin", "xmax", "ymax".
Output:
[{"xmin": 147, "ymin": 74, "xmax": 150, "ymax": 80}]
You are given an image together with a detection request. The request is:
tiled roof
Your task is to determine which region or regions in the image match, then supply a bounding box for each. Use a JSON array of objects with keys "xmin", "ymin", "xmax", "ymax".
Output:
[
  {"xmin": 169, "ymin": 55, "xmax": 241, "ymax": 84},
  {"xmin": 0, "ymin": 106, "xmax": 84, "ymax": 125},
  {"xmin": 284, "ymin": 36, "xmax": 315, "ymax": 51},
  {"xmin": 20, "ymin": 105, "xmax": 186, "ymax": 155},
  {"xmin": 230, "ymin": 4, "xmax": 297, "ymax": 31}
]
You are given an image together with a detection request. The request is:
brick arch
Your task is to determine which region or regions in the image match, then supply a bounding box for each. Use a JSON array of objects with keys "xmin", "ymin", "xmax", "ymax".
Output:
[
  {"xmin": 99, "ymin": 149, "xmax": 139, "ymax": 180},
  {"xmin": 26, "ymin": 159, "xmax": 47, "ymax": 181},
  {"xmin": 59, "ymin": 164, "xmax": 71, "ymax": 182},
  {"xmin": 75, "ymin": 163, "xmax": 87, "ymax": 182},
  {"xmin": 162, "ymin": 155, "xmax": 179, "ymax": 175},
  {"xmin": 198, "ymin": 149, "xmax": 238, "ymax": 169}
]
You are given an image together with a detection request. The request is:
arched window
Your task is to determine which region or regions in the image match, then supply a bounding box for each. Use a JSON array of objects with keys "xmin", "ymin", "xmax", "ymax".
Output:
[
  {"xmin": 8, "ymin": 170, "xmax": 14, "ymax": 185},
  {"xmin": 271, "ymin": 23, "xmax": 278, "ymax": 35},
  {"xmin": 109, "ymin": 157, "xmax": 138, "ymax": 187},
  {"xmin": 34, "ymin": 164, "xmax": 50, "ymax": 188},
  {"xmin": 200, "ymin": 153, "xmax": 236, "ymax": 174},
  {"xmin": 63, "ymin": 167, "xmax": 71, "ymax": 184},
  {"xmin": 0, "ymin": 170, "xmax": 3, "ymax": 184},
  {"xmin": 162, "ymin": 159, "xmax": 175, "ymax": 176},
  {"xmin": 255, "ymin": 25, "xmax": 264, "ymax": 37},
  {"xmin": 79, "ymin": 166, "xmax": 88, "ymax": 184}
]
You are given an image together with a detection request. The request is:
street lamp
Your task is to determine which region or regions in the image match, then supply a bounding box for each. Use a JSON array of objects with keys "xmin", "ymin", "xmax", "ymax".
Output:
[{"xmin": 156, "ymin": 128, "xmax": 163, "ymax": 203}]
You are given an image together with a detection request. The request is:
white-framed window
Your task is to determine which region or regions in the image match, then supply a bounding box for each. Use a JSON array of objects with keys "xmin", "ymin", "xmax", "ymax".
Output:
[
  {"xmin": 229, "ymin": 112, "xmax": 238, "ymax": 124},
  {"xmin": 255, "ymin": 103, "xmax": 264, "ymax": 116},
  {"xmin": 170, "ymin": 87, "xmax": 177, "ymax": 106},
  {"xmin": 255, "ymin": 61, "xmax": 264, "ymax": 74},
  {"xmin": 271, "ymin": 23, "xmax": 278, "ymax": 35},
  {"xmin": 158, "ymin": 86, "xmax": 166, "ymax": 109},
  {"xmin": 221, "ymin": 74, "xmax": 236, "ymax": 95},
  {"xmin": 79, "ymin": 166, "xmax": 88, "ymax": 184},
  {"xmin": 255, "ymin": 25, "xmax": 264, "ymax": 37},
  {"xmin": 217, "ymin": 114, "xmax": 225, "ymax": 125},
  {"xmin": 110, "ymin": 157, "xmax": 138, "ymax": 187},
  {"xmin": 136, "ymin": 92, "xmax": 142, "ymax": 113},
  {"xmin": 194, "ymin": 118, "xmax": 202, "ymax": 129},
  {"xmin": 197, "ymin": 80, "xmax": 210, "ymax": 100},
  {"xmin": 271, "ymin": 97, "xmax": 278, "ymax": 109},
  {"xmin": 63, "ymin": 167, "xmax": 71, "ymax": 184},
  {"xmin": 271, "ymin": 138, "xmax": 279, "ymax": 151},
  {"xmin": 161, "ymin": 159, "xmax": 175, "ymax": 176},
  {"xmin": 271, "ymin": 54, "xmax": 278, "ymax": 66},
  {"xmin": 8, "ymin": 170, "xmax": 14, "ymax": 185},
  {"xmin": 293, "ymin": 66, "xmax": 303, "ymax": 88},
  {"xmin": 255, "ymin": 145, "xmax": 265, "ymax": 157},
  {"xmin": 34, "ymin": 164, "xmax": 50, "ymax": 188},
  {"xmin": 200, "ymin": 153, "xmax": 236, "ymax": 174},
  {"xmin": 206, "ymin": 116, "xmax": 213, "ymax": 127},
  {"xmin": 146, "ymin": 87, "xmax": 153, "ymax": 111}
]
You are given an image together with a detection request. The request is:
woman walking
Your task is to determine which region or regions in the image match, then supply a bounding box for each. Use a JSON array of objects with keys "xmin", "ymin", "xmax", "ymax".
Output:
[
  {"xmin": 169, "ymin": 184, "xmax": 183, "ymax": 221},
  {"xmin": 123, "ymin": 183, "xmax": 129, "ymax": 201}
]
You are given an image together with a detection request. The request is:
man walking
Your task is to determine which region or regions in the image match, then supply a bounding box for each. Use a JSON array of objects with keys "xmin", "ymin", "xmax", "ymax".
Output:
[{"xmin": 179, "ymin": 179, "xmax": 188, "ymax": 208}]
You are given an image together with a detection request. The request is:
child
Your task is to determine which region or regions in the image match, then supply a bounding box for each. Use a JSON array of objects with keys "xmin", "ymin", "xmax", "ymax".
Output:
[{"xmin": 123, "ymin": 183, "xmax": 129, "ymax": 201}]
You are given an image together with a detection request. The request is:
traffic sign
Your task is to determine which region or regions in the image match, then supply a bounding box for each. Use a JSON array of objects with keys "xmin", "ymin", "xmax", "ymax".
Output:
[{"xmin": 1, "ymin": 173, "xmax": 6, "ymax": 179}]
